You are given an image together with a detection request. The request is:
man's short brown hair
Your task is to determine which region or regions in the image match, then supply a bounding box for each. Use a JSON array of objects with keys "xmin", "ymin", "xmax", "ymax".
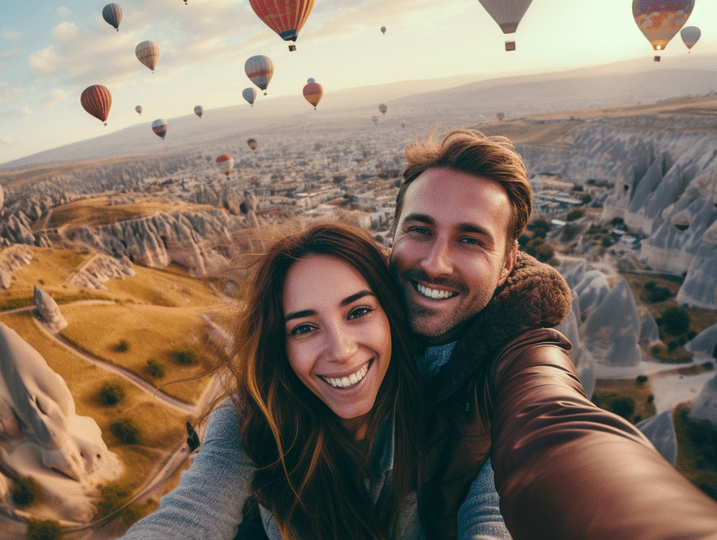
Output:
[{"xmin": 393, "ymin": 129, "xmax": 532, "ymax": 252}]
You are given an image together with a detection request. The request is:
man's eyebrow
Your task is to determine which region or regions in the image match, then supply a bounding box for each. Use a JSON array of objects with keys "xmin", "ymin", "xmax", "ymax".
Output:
[
  {"xmin": 457, "ymin": 223, "xmax": 492, "ymax": 238},
  {"xmin": 401, "ymin": 213, "xmax": 434, "ymax": 225},
  {"xmin": 284, "ymin": 291, "xmax": 375, "ymax": 323}
]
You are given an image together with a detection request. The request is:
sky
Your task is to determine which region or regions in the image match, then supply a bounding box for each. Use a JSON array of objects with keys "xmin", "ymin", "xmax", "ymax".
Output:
[{"xmin": 1, "ymin": 0, "xmax": 716, "ymax": 165}]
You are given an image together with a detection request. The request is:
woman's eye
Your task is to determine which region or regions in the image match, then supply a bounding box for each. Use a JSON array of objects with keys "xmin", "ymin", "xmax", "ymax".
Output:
[
  {"xmin": 291, "ymin": 324, "xmax": 314, "ymax": 336},
  {"xmin": 348, "ymin": 307, "xmax": 372, "ymax": 320}
]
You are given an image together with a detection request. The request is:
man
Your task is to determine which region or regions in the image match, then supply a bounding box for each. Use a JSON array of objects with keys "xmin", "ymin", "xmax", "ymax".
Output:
[{"xmin": 389, "ymin": 129, "xmax": 717, "ymax": 540}]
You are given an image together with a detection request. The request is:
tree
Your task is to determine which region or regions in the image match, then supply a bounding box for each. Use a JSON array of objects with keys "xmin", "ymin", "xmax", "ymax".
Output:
[
  {"xmin": 12, "ymin": 477, "xmax": 41, "ymax": 507},
  {"xmin": 98, "ymin": 381, "xmax": 125, "ymax": 406},
  {"xmin": 661, "ymin": 307, "xmax": 690, "ymax": 336},
  {"xmin": 26, "ymin": 519, "xmax": 62, "ymax": 540}
]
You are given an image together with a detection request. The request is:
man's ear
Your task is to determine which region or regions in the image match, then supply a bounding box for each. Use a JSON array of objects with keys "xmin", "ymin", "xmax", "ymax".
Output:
[{"xmin": 497, "ymin": 241, "xmax": 518, "ymax": 286}]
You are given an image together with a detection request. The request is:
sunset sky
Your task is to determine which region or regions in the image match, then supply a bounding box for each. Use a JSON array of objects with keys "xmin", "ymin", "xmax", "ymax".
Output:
[{"xmin": 1, "ymin": 0, "xmax": 716, "ymax": 165}]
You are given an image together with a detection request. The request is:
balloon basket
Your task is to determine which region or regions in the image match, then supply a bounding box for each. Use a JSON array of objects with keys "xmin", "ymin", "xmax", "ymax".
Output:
[
  {"xmin": 505, "ymin": 41, "xmax": 516, "ymax": 52},
  {"xmin": 289, "ymin": 45, "xmax": 296, "ymax": 52},
  {"xmin": 654, "ymin": 55, "xmax": 661, "ymax": 62}
]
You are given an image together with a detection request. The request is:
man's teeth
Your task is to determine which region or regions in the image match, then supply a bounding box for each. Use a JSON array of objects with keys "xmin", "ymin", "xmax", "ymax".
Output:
[
  {"xmin": 416, "ymin": 283, "xmax": 457, "ymax": 300},
  {"xmin": 322, "ymin": 363, "xmax": 369, "ymax": 389}
]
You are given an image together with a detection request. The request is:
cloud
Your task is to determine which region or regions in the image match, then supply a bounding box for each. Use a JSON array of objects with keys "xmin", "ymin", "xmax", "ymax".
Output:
[
  {"xmin": 21, "ymin": 106, "xmax": 32, "ymax": 116},
  {"xmin": 1, "ymin": 137, "xmax": 13, "ymax": 146},
  {"xmin": 29, "ymin": 46, "xmax": 61, "ymax": 73},
  {"xmin": 39, "ymin": 89, "xmax": 70, "ymax": 109},
  {"xmin": 57, "ymin": 6, "xmax": 71, "ymax": 17},
  {"xmin": 1, "ymin": 49, "xmax": 24, "ymax": 59},
  {"xmin": 52, "ymin": 22, "xmax": 79, "ymax": 42},
  {"xmin": 2, "ymin": 30, "xmax": 21, "ymax": 40},
  {"xmin": 0, "ymin": 82, "xmax": 24, "ymax": 103}
]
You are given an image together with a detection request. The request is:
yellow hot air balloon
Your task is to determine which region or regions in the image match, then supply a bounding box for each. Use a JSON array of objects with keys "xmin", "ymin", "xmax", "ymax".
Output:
[
  {"xmin": 303, "ymin": 82, "xmax": 323, "ymax": 110},
  {"xmin": 476, "ymin": 0, "xmax": 534, "ymax": 51},
  {"xmin": 632, "ymin": 0, "xmax": 694, "ymax": 61},
  {"xmin": 136, "ymin": 41, "xmax": 160, "ymax": 72}
]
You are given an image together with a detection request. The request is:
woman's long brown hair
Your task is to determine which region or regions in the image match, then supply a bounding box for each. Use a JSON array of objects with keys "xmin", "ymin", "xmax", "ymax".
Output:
[{"xmin": 217, "ymin": 221, "xmax": 423, "ymax": 540}]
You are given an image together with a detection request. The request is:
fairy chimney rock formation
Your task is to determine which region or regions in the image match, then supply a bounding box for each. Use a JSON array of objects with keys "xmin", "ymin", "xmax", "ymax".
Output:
[
  {"xmin": 689, "ymin": 372, "xmax": 717, "ymax": 427},
  {"xmin": 33, "ymin": 285, "xmax": 68, "ymax": 332}
]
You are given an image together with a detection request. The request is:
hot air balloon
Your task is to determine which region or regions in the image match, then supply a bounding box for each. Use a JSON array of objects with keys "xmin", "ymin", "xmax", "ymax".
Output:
[
  {"xmin": 247, "ymin": 138, "xmax": 257, "ymax": 151},
  {"xmin": 135, "ymin": 105, "xmax": 142, "ymax": 115},
  {"xmin": 249, "ymin": 0, "xmax": 315, "ymax": 51},
  {"xmin": 379, "ymin": 103, "xmax": 387, "ymax": 115},
  {"xmin": 243, "ymin": 87, "xmax": 257, "ymax": 107},
  {"xmin": 81, "ymin": 85, "xmax": 112, "ymax": 126},
  {"xmin": 401, "ymin": 122, "xmax": 406, "ymax": 129},
  {"xmin": 380, "ymin": 26, "xmax": 386, "ymax": 35},
  {"xmin": 81, "ymin": 86, "xmax": 112, "ymax": 125},
  {"xmin": 372, "ymin": 115, "xmax": 379, "ymax": 125},
  {"xmin": 632, "ymin": 0, "xmax": 694, "ymax": 61},
  {"xmin": 681, "ymin": 25, "xmax": 701, "ymax": 52},
  {"xmin": 136, "ymin": 41, "xmax": 160, "ymax": 73},
  {"xmin": 216, "ymin": 154, "xmax": 234, "ymax": 176},
  {"xmin": 194, "ymin": 105, "xmax": 203, "ymax": 118},
  {"xmin": 102, "ymin": 3, "xmax": 122, "ymax": 31},
  {"xmin": 245, "ymin": 55, "xmax": 274, "ymax": 96},
  {"xmin": 303, "ymin": 82, "xmax": 323, "ymax": 110},
  {"xmin": 476, "ymin": 0, "xmax": 534, "ymax": 51},
  {"xmin": 496, "ymin": 111, "xmax": 505, "ymax": 121},
  {"xmin": 307, "ymin": 78, "xmax": 316, "ymax": 84},
  {"xmin": 152, "ymin": 119, "xmax": 168, "ymax": 139}
]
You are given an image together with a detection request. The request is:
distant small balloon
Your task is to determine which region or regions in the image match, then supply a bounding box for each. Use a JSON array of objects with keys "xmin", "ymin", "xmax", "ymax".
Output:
[
  {"xmin": 680, "ymin": 26, "xmax": 701, "ymax": 52},
  {"xmin": 401, "ymin": 122, "xmax": 406, "ymax": 128},
  {"xmin": 216, "ymin": 154, "xmax": 234, "ymax": 176},
  {"xmin": 152, "ymin": 119, "xmax": 168, "ymax": 139},
  {"xmin": 194, "ymin": 105, "xmax": 203, "ymax": 118},
  {"xmin": 102, "ymin": 3, "xmax": 122, "ymax": 31},
  {"xmin": 243, "ymin": 87, "xmax": 258, "ymax": 107},
  {"xmin": 136, "ymin": 41, "xmax": 160, "ymax": 72},
  {"xmin": 372, "ymin": 115, "xmax": 379, "ymax": 125},
  {"xmin": 247, "ymin": 138, "xmax": 258, "ymax": 151},
  {"xmin": 81, "ymin": 85, "xmax": 112, "ymax": 126},
  {"xmin": 307, "ymin": 78, "xmax": 316, "ymax": 84},
  {"xmin": 303, "ymin": 82, "xmax": 323, "ymax": 110},
  {"xmin": 135, "ymin": 105, "xmax": 142, "ymax": 115},
  {"xmin": 380, "ymin": 26, "xmax": 386, "ymax": 35},
  {"xmin": 496, "ymin": 111, "xmax": 505, "ymax": 121},
  {"xmin": 379, "ymin": 103, "xmax": 387, "ymax": 115}
]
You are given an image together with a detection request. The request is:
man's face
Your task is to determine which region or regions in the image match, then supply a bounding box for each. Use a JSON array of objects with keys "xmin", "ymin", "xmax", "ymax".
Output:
[{"xmin": 390, "ymin": 167, "xmax": 517, "ymax": 342}]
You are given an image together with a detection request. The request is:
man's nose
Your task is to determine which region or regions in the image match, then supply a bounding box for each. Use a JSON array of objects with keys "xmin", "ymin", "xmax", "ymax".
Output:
[
  {"xmin": 420, "ymin": 237, "xmax": 453, "ymax": 278},
  {"xmin": 324, "ymin": 325, "xmax": 358, "ymax": 362}
]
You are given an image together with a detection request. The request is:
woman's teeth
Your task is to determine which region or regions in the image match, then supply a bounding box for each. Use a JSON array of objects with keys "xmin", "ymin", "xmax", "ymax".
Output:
[{"xmin": 322, "ymin": 363, "xmax": 370, "ymax": 388}]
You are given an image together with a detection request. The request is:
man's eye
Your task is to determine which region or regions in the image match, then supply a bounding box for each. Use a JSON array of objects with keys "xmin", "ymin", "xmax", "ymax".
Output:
[
  {"xmin": 407, "ymin": 226, "xmax": 430, "ymax": 236},
  {"xmin": 348, "ymin": 307, "xmax": 373, "ymax": 320},
  {"xmin": 460, "ymin": 237, "xmax": 482, "ymax": 245},
  {"xmin": 291, "ymin": 324, "xmax": 315, "ymax": 336}
]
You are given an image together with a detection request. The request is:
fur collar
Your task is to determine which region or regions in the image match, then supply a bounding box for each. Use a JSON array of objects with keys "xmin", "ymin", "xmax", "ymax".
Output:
[{"xmin": 427, "ymin": 251, "xmax": 572, "ymax": 403}]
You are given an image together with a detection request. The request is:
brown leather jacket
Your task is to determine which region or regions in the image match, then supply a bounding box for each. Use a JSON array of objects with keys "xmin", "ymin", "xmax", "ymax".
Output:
[{"xmin": 418, "ymin": 253, "xmax": 717, "ymax": 540}]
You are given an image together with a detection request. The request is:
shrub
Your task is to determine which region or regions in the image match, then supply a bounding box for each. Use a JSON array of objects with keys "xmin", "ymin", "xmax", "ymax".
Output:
[
  {"xmin": 636, "ymin": 375, "xmax": 648, "ymax": 384},
  {"xmin": 112, "ymin": 339, "xmax": 130, "ymax": 353},
  {"xmin": 25, "ymin": 519, "xmax": 62, "ymax": 540},
  {"xmin": 98, "ymin": 382, "xmax": 125, "ymax": 406},
  {"xmin": 566, "ymin": 208, "xmax": 585, "ymax": 221},
  {"xmin": 146, "ymin": 359, "xmax": 165, "ymax": 378},
  {"xmin": 704, "ymin": 362, "xmax": 714, "ymax": 371},
  {"xmin": 687, "ymin": 330, "xmax": 697, "ymax": 340},
  {"xmin": 661, "ymin": 307, "xmax": 690, "ymax": 336},
  {"xmin": 97, "ymin": 482, "xmax": 131, "ymax": 515},
  {"xmin": 611, "ymin": 217, "xmax": 624, "ymax": 226},
  {"xmin": 668, "ymin": 341, "xmax": 679, "ymax": 352},
  {"xmin": 12, "ymin": 477, "xmax": 41, "ymax": 507},
  {"xmin": 645, "ymin": 281, "xmax": 656, "ymax": 292},
  {"xmin": 611, "ymin": 397, "xmax": 635, "ymax": 419},
  {"xmin": 647, "ymin": 394, "xmax": 654, "ymax": 403},
  {"xmin": 633, "ymin": 415, "xmax": 642, "ymax": 423},
  {"xmin": 678, "ymin": 336, "xmax": 688, "ymax": 346},
  {"xmin": 173, "ymin": 344, "xmax": 200, "ymax": 365},
  {"xmin": 560, "ymin": 224, "xmax": 582, "ymax": 243},
  {"xmin": 647, "ymin": 286, "xmax": 671, "ymax": 303},
  {"xmin": 518, "ymin": 234, "xmax": 530, "ymax": 247},
  {"xmin": 532, "ymin": 243, "xmax": 555, "ymax": 263},
  {"xmin": 110, "ymin": 418, "xmax": 141, "ymax": 445}
]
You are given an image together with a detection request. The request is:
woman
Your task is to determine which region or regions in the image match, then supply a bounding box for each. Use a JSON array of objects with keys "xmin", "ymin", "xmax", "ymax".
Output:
[{"xmin": 119, "ymin": 221, "xmax": 506, "ymax": 540}]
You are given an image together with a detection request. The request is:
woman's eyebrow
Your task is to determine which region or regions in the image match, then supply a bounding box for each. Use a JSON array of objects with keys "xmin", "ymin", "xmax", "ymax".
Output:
[{"xmin": 284, "ymin": 290, "xmax": 375, "ymax": 323}]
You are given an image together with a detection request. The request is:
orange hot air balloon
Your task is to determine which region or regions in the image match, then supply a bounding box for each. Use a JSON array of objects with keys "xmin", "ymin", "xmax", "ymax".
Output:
[
  {"xmin": 303, "ymin": 82, "xmax": 323, "ymax": 110},
  {"xmin": 216, "ymin": 154, "xmax": 234, "ymax": 176},
  {"xmin": 249, "ymin": 0, "xmax": 315, "ymax": 51},
  {"xmin": 81, "ymin": 85, "xmax": 112, "ymax": 126},
  {"xmin": 632, "ymin": 0, "xmax": 694, "ymax": 61}
]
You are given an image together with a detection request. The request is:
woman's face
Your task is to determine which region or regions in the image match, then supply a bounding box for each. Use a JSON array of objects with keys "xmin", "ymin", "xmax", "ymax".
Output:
[{"xmin": 283, "ymin": 254, "xmax": 392, "ymax": 435}]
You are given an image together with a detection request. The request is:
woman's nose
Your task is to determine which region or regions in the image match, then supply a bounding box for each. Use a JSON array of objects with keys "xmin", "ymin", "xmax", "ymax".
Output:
[{"xmin": 324, "ymin": 325, "xmax": 358, "ymax": 362}]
